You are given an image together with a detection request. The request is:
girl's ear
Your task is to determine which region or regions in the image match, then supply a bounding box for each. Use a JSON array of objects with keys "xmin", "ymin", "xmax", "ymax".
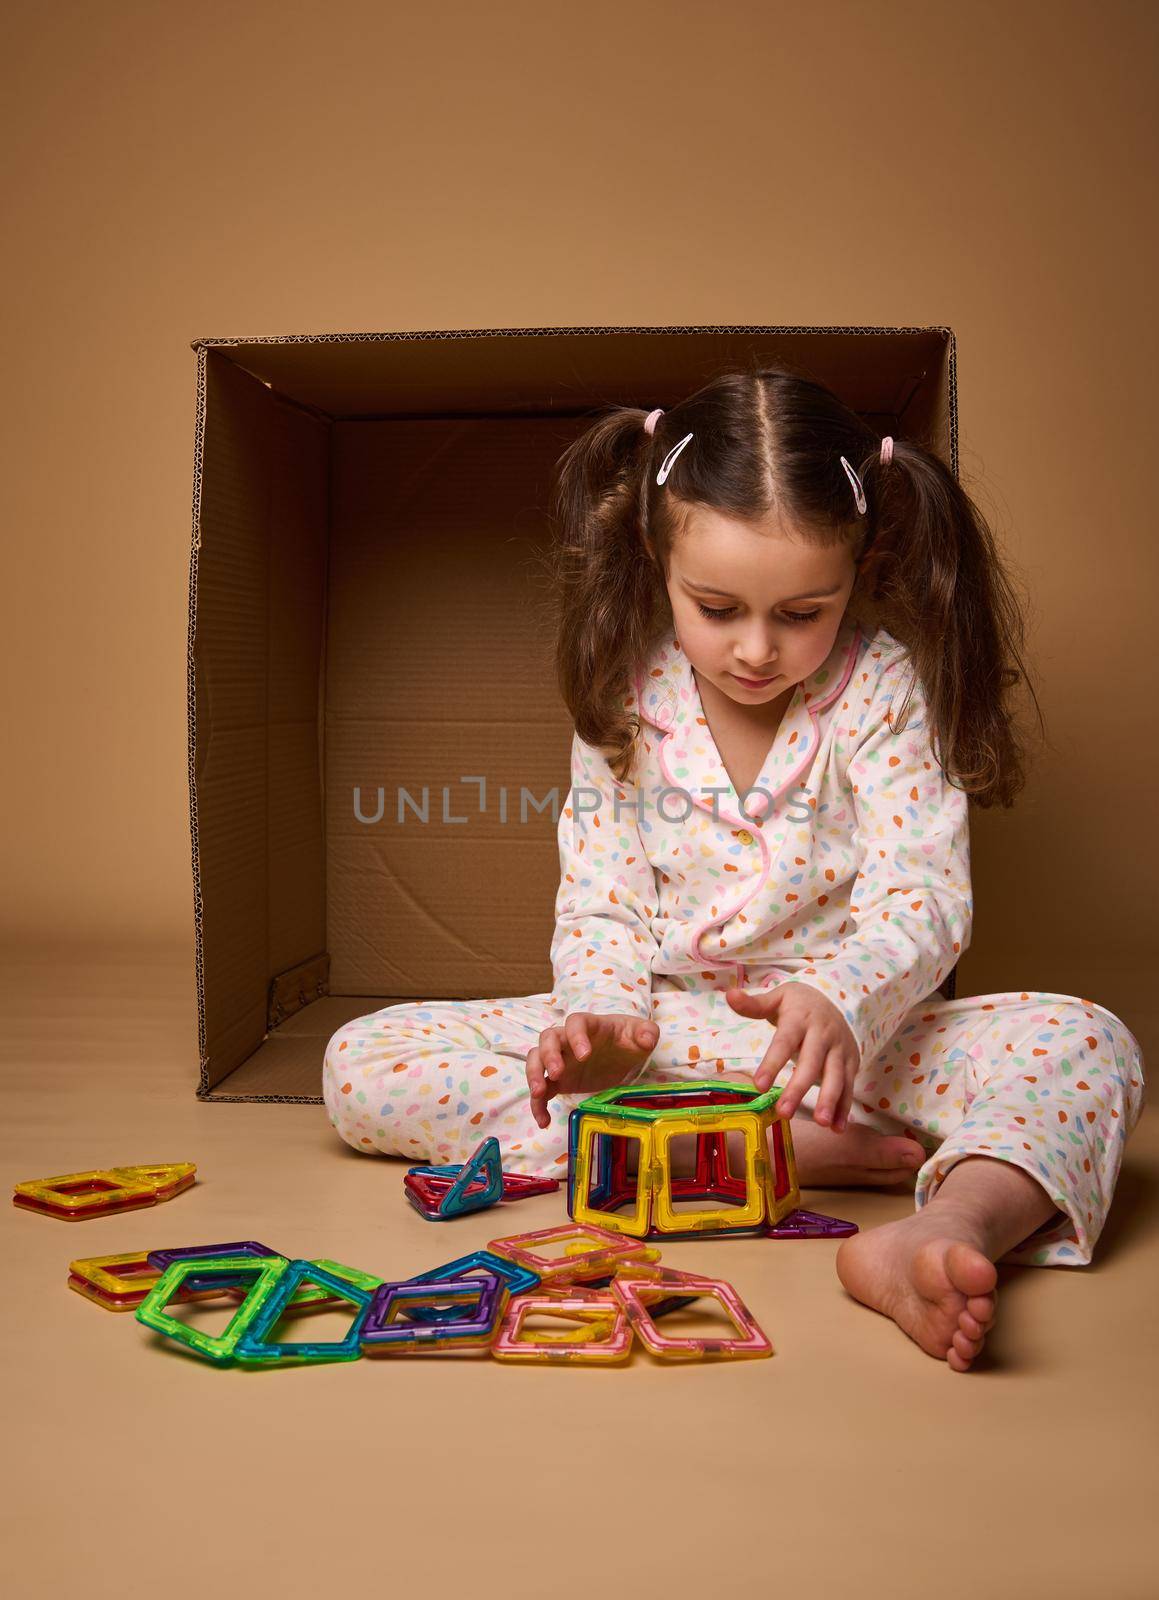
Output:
[
  {"xmin": 855, "ymin": 540, "xmax": 891, "ymax": 603},
  {"xmin": 855, "ymin": 531, "xmax": 880, "ymax": 569},
  {"xmin": 856, "ymin": 532, "xmax": 890, "ymax": 577}
]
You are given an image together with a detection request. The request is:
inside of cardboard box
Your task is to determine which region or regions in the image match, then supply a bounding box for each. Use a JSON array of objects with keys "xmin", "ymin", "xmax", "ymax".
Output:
[{"xmin": 190, "ymin": 327, "xmax": 954, "ymax": 1101}]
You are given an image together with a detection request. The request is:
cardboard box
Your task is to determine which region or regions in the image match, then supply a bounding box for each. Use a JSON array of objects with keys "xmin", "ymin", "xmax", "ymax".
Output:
[{"xmin": 187, "ymin": 325, "xmax": 960, "ymax": 1102}]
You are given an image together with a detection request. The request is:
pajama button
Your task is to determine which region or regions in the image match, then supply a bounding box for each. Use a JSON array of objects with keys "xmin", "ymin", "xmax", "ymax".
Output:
[{"xmin": 737, "ymin": 829, "xmax": 754, "ymax": 845}]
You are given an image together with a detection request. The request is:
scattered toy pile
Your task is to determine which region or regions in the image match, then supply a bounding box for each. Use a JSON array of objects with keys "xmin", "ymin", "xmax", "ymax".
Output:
[
  {"xmin": 68, "ymin": 1223, "xmax": 775, "ymax": 1366},
  {"xmin": 19, "ymin": 1082, "xmax": 861, "ymax": 1370}
]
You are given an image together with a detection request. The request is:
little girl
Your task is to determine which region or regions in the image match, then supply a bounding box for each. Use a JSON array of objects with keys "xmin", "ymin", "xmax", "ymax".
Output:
[{"xmin": 322, "ymin": 363, "xmax": 1146, "ymax": 1372}]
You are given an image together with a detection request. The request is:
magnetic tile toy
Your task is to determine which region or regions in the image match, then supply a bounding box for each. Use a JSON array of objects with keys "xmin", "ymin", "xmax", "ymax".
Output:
[
  {"xmin": 487, "ymin": 1221, "xmax": 662, "ymax": 1284},
  {"xmin": 491, "ymin": 1292, "xmax": 633, "ymax": 1365},
  {"xmin": 234, "ymin": 1260, "xmax": 375, "ymax": 1366},
  {"xmin": 765, "ymin": 1208, "xmax": 858, "ymax": 1239},
  {"xmin": 254, "ymin": 1256, "xmax": 384, "ymax": 1311},
  {"xmin": 611, "ymin": 1273, "xmax": 774, "ymax": 1361},
  {"xmin": 403, "ymin": 1172, "xmax": 555, "ymax": 1219},
  {"xmin": 404, "ymin": 1136, "xmax": 551, "ymax": 1220},
  {"xmin": 525, "ymin": 1274, "xmax": 704, "ymax": 1323},
  {"xmin": 361, "ymin": 1275, "xmax": 507, "ymax": 1355},
  {"xmin": 107, "ymin": 1164, "xmax": 196, "ymax": 1198},
  {"xmin": 69, "ymin": 1274, "xmax": 152, "ymax": 1312},
  {"xmin": 528, "ymin": 1243, "xmax": 665, "ymax": 1300},
  {"xmin": 403, "ymin": 1171, "xmax": 481, "ymax": 1221},
  {"xmin": 311, "ymin": 1258, "xmax": 385, "ymax": 1293},
  {"xmin": 404, "ymin": 1173, "xmax": 559, "ymax": 1219},
  {"xmin": 147, "ymin": 1242, "xmax": 375, "ymax": 1308},
  {"xmin": 147, "ymin": 1240, "xmax": 280, "ymax": 1292},
  {"xmin": 68, "ymin": 1250, "xmax": 246, "ymax": 1312},
  {"xmin": 434, "ymin": 1136, "xmax": 504, "ymax": 1217},
  {"xmin": 13, "ymin": 1162, "xmax": 197, "ymax": 1221},
  {"xmin": 135, "ymin": 1255, "xmax": 290, "ymax": 1364},
  {"xmin": 577, "ymin": 1257, "xmax": 706, "ymax": 1321},
  {"xmin": 409, "ymin": 1168, "xmax": 560, "ymax": 1202},
  {"xmin": 568, "ymin": 1082, "xmax": 800, "ymax": 1238},
  {"xmin": 401, "ymin": 1248, "xmax": 539, "ymax": 1324},
  {"xmin": 147, "ymin": 1239, "xmax": 276, "ymax": 1273},
  {"xmin": 441, "ymin": 1169, "xmax": 560, "ymax": 1198}
]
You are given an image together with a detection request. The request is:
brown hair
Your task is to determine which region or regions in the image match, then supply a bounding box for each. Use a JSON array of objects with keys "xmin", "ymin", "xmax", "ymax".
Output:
[{"xmin": 545, "ymin": 360, "xmax": 1042, "ymax": 808}]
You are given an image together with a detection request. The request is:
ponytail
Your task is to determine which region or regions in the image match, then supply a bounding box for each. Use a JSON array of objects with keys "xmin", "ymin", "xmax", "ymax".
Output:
[
  {"xmin": 544, "ymin": 407, "xmax": 668, "ymax": 783},
  {"xmin": 848, "ymin": 437, "xmax": 1043, "ymax": 807}
]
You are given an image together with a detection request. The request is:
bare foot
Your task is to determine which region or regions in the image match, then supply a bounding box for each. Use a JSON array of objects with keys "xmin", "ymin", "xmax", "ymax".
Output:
[
  {"xmin": 790, "ymin": 1116, "xmax": 926, "ymax": 1189},
  {"xmin": 835, "ymin": 1205, "xmax": 998, "ymax": 1371}
]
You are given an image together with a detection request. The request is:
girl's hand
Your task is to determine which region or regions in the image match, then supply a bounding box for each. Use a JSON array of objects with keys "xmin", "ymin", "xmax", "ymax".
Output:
[
  {"xmin": 526, "ymin": 1013, "xmax": 660, "ymax": 1129},
  {"xmin": 725, "ymin": 982, "xmax": 860, "ymax": 1131}
]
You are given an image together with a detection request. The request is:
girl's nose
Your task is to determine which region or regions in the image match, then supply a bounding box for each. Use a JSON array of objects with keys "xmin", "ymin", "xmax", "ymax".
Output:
[{"xmin": 736, "ymin": 626, "xmax": 778, "ymax": 674}]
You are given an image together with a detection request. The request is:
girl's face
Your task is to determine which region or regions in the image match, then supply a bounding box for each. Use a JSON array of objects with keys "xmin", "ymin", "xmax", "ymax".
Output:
[{"xmin": 653, "ymin": 507, "xmax": 858, "ymax": 708}]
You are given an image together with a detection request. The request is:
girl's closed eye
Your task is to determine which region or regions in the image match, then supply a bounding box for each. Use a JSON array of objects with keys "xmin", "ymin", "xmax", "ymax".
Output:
[{"xmin": 695, "ymin": 602, "xmax": 822, "ymax": 624}]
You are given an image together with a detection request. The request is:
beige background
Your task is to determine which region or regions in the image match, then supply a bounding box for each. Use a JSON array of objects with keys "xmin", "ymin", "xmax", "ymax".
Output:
[
  {"xmin": 3, "ymin": 4, "xmax": 1157, "ymax": 1598},
  {"xmin": 5, "ymin": 4, "xmax": 1158, "ymax": 1053}
]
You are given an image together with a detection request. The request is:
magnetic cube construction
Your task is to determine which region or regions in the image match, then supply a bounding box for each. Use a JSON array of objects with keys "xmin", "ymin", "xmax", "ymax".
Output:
[{"xmin": 567, "ymin": 1081, "xmax": 800, "ymax": 1238}]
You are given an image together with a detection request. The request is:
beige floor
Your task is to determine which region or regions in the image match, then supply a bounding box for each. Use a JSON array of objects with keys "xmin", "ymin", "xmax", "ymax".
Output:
[{"xmin": 3, "ymin": 940, "xmax": 1157, "ymax": 1600}]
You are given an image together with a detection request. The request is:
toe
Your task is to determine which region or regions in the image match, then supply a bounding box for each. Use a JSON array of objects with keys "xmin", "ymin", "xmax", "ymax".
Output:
[
  {"xmin": 965, "ymin": 1292, "xmax": 997, "ymax": 1325},
  {"xmin": 952, "ymin": 1327, "xmax": 983, "ymax": 1361},
  {"xmin": 946, "ymin": 1345, "xmax": 972, "ymax": 1372},
  {"xmin": 878, "ymin": 1136, "xmax": 925, "ymax": 1169},
  {"xmin": 958, "ymin": 1310, "xmax": 986, "ymax": 1339},
  {"xmin": 945, "ymin": 1241, "xmax": 998, "ymax": 1300}
]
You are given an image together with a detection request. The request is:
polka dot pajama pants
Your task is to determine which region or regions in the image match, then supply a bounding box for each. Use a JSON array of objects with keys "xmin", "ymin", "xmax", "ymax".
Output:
[{"xmin": 322, "ymin": 988, "xmax": 1146, "ymax": 1268}]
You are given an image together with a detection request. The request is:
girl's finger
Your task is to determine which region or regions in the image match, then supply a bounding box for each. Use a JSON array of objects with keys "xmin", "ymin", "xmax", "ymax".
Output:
[
  {"xmin": 813, "ymin": 1047, "xmax": 847, "ymax": 1127},
  {"xmin": 775, "ymin": 1031, "xmax": 828, "ymax": 1119},
  {"xmin": 753, "ymin": 1019, "xmax": 805, "ymax": 1093},
  {"xmin": 529, "ymin": 1046, "xmax": 548, "ymax": 1091},
  {"xmin": 834, "ymin": 1061, "xmax": 857, "ymax": 1132},
  {"xmin": 620, "ymin": 1017, "xmax": 657, "ymax": 1054},
  {"xmin": 528, "ymin": 1050, "xmax": 555, "ymax": 1130},
  {"xmin": 564, "ymin": 1013, "xmax": 593, "ymax": 1062},
  {"xmin": 539, "ymin": 1027, "xmax": 565, "ymax": 1081},
  {"xmin": 617, "ymin": 1017, "xmax": 639, "ymax": 1050}
]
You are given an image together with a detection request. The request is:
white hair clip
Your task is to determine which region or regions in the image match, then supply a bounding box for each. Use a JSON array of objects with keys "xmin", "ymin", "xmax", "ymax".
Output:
[
  {"xmin": 656, "ymin": 431, "xmax": 694, "ymax": 486},
  {"xmin": 840, "ymin": 455, "xmax": 867, "ymax": 515}
]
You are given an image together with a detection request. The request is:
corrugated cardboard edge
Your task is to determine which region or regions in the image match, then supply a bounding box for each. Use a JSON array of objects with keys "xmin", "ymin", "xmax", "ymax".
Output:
[
  {"xmin": 186, "ymin": 324, "xmax": 958, "ymax": 1103},
  {"xmin": 186, "ymin": 320, "xmax": 957, "ymax": 482},
  {"xmin": 188, "ymin": 341, "xmax": 211, "ymax": 1098}
]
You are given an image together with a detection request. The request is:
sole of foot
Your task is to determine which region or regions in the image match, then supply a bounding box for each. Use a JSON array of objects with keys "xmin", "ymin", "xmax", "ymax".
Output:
[{"xmin": 834, "ymin": 1212, "xmax": 998, "ymax": 1371}]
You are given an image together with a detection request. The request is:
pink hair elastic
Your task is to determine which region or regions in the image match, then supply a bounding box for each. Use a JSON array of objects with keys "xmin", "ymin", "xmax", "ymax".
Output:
[{"xmin": 643, "ymin": 406, "xmax": 694, "ymax": 485}]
